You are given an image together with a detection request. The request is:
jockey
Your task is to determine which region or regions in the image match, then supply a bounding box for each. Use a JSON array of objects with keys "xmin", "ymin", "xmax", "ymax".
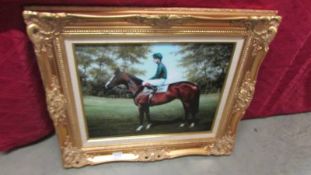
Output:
[
  {"xmin": 142, "ymin": 53, "xmax": 167, "ymax": 105},
  {"xmin": 142, "ymin": 52, "xmax": 167, "ymax": 89}
]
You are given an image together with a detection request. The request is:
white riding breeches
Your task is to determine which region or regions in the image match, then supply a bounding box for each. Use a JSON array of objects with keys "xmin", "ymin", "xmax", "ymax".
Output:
[{"xmin": 143, "ymin": 79, "xmax": 166, "ymax": 86}]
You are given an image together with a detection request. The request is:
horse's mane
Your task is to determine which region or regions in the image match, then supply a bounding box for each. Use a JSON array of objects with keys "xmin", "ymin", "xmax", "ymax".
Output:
[{"xmin": 127, "ymin": 73, "xmax": 143, "ymax": 85}]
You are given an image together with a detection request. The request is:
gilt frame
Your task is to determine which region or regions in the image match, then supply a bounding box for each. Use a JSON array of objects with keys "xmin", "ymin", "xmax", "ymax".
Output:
[{"xmin": 23, "ymin": 6, "xmax": 280, "ymax": 168}]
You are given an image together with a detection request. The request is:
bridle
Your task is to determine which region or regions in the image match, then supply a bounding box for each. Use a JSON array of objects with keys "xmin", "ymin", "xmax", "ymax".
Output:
[{"xmin": 105, "ymin": 75, "xmax": 115, "ymax": 89}]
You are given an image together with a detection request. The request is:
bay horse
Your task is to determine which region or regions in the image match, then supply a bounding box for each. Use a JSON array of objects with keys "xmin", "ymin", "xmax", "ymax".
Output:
[{"xmin": 105, "ymin": 69, "xmax": 200, "ymax": 131}]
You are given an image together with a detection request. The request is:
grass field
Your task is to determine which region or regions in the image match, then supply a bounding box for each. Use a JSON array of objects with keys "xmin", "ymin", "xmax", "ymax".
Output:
[{"xmin": 83, "ymin": 93, "xmax": 219, "ymax": 138}]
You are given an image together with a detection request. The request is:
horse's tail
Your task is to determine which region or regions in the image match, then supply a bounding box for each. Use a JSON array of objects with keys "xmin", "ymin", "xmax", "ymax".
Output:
[{"xmin": 192, "ymin": 84, "xmax": 200, "ymax": 114}]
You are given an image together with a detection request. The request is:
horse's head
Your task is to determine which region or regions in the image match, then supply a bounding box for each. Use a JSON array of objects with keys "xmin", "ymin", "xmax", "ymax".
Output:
[{"xmin": 105, "ymin": 68, "xmax": 127, "ymax": 89}]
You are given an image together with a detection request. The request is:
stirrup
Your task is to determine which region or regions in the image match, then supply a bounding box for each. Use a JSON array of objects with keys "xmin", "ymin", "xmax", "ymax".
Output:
[
  {"xmin": 147, "ymin": 86, "xmax": 157, "ymax": 104},
  {"xmin": 148, "ymin": 93, "xmax": 153, "ymax": 104}
]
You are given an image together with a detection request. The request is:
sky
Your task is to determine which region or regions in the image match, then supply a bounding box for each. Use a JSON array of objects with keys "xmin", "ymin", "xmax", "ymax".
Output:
[{"xmin": 135, "ymin": 44, "xmax": 188, "ymax": 83}]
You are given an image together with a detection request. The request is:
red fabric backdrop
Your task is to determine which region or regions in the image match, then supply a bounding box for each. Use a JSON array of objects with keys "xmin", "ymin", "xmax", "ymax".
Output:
[{"xmin": 1, "ymin": 0, "xmax": 311, "ymax": 151}]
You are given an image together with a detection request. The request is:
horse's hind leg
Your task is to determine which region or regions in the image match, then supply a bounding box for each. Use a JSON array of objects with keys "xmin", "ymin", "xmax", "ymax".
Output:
[
  {"xmin": 189, "ymin": 113, "xmax": 196, "ymax": 128},
  {"xmin": 189, "ymin": 103, "xmax": 199, "ymax": 128},
  {"xmin": 181, "ymin": 102, "xmax": 196, "ymax": 128},
  {"xmin": 145, "ymin": 106, "xmax": 152, "ymax": 130},
  {"xmin": 187, "ymin": 109, "xmax": 196, "ymax": 128},
  {"xmin": 136, "ymin": 106, "xmax": 144, "ymax": 132},
  {"xmin": 180, "ymin": 102, "xmax": 190, "ymax": 127}
]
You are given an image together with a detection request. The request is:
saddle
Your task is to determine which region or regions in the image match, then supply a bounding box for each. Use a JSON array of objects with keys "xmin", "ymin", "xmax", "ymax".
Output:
[
  {"xmin": 140, "ymin": 84, "xmax": 168, "ymax": 105},
  {"xmin": 142, "ymin": 84, "xmax": 169, "ymax": 94}
]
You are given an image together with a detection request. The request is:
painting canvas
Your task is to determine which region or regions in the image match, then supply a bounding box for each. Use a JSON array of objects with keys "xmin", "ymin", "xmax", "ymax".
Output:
[{"xmin": 74, "ymin": 43, "xmax": 235, "ymax": 138}]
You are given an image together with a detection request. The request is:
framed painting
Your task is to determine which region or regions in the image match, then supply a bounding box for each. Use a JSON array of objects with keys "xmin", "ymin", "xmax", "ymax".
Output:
[{"xmin": 23, "ymin": 7, "xmax": 281, "ymax": 168}]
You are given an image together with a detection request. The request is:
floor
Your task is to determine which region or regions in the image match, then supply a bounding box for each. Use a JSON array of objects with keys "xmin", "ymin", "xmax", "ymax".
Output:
[{"xmin": 1, "ymin": 112, "xmax": 311, "ymax": 175}]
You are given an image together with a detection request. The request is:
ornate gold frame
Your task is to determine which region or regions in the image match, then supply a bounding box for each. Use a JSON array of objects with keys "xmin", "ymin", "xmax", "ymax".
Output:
[{"xmin": 23, "ymin": 6, "xmax": 281, "ymax": 168}]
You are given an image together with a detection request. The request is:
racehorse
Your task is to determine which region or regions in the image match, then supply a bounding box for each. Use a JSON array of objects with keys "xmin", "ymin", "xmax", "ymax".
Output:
[{"xmin": 105, "ymin": 69, "xmax": 200, "ymax": 131}]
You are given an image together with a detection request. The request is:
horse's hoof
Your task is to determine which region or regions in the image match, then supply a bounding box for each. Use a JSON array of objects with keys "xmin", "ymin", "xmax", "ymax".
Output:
[
  {"xmin": 146, "ymin": 123, "xmax": 152, "ymax": 130},
  {"xmin": 136, "ymin": 125, "xmax": 144, "ymax": 132},
  {"xmin": 189, "ymin": 123, "xmax": 195, "ymax": 128},
  {"xmin": 179, "ymin": 123, "xmax": 185, "ymax": 127}
]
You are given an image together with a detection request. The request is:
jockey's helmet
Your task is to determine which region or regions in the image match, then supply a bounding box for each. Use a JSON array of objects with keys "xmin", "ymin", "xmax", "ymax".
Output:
[{"xmin": 152, "ymin": 53, "xmax": 163, "ymax": 61}]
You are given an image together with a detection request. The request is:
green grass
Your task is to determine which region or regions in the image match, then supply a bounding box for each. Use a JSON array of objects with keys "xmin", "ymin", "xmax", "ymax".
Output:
[{"xmin": 83, "ymin": 94, "xmax": 219, "ymax": 138}]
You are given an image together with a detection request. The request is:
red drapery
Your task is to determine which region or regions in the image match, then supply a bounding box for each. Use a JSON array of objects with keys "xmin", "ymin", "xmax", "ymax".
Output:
[{"xmin": 1, "ymin": 0, "xmax": 310, "ymax": 151}]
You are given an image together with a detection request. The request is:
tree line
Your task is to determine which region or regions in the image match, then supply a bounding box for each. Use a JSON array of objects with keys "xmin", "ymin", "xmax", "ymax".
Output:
[
  {"xmin": 75, "ymin": 43, "xmax": 234, "ymax": 97},
  {"xmin": 178, "ymin": 43, "xmax": 234, "ymax": 94}
]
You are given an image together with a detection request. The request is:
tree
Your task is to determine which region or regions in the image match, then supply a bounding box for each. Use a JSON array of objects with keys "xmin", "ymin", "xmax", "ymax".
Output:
[
  {"xmin": 75, "ymin": 44, "xmax": 151, "ymax": 96},
  {"xmin": 177, "ymin": 43, "xmax": 234, "ymax": 93},
  {"xmin": 114, "ymin": 45, "xmax": 150, "ymax": 75}
]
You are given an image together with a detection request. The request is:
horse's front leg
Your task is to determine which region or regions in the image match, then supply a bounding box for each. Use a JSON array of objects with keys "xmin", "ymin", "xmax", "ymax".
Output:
[
  {"xmin": 136, "ymin": 106, "xmax": 144, "ymax": 132},
  {"xmin": 145, "ymin": 106, "xmax": 152, "ymax": 130}
]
